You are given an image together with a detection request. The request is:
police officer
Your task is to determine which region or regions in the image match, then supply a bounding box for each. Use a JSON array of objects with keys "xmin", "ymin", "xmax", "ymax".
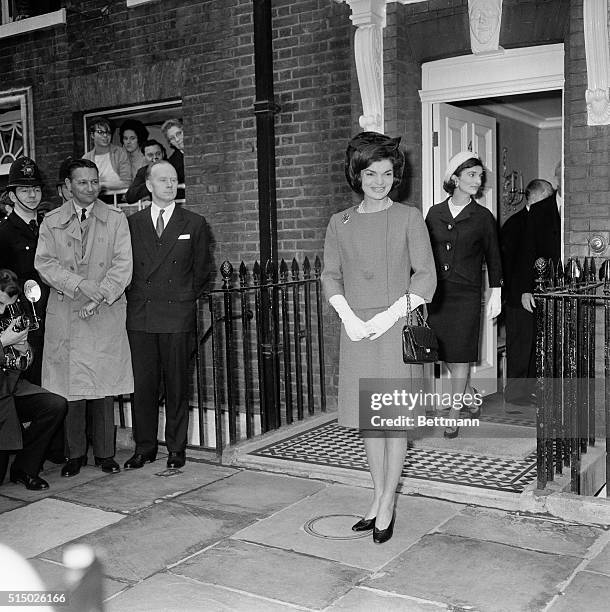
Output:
[{"xmin": 0, "ymin": 157, "xmax": 49, "ymax": 387}]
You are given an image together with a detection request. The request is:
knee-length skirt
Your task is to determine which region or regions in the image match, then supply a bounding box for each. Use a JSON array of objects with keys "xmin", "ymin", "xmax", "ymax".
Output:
[
  {"xmin": 337, "ymin": 305, "xmax": 426, "ymax": 430},
  {"xmin": 427, "ymin": 281, "xmax": 482, "ymax": 363}
]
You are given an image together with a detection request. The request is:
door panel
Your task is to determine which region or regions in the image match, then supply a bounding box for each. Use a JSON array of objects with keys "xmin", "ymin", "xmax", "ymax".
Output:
[{"xmin": 432, "ymin": 103, "xmax": 498, "ymax": 395}]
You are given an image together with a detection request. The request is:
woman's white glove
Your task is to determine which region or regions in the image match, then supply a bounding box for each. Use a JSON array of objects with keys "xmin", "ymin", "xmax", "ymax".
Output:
[
  {"xmin": 366, "ymin": 293, "xmax": 425, "ymax": 340},
  {"xmin": 329, "ymin": 295, "xmax": 370, "ymax": 341},
  {"xmin": 486, "ymin": 287, "xmax": 502, "ymax": 319}
]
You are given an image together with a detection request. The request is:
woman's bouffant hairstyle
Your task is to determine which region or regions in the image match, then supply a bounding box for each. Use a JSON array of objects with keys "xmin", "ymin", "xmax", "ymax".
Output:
[
  {"xmin": 0, "ymin": 268, "xmax": 19, "ymax": 296},
  {"xmin": 119, "ymin": 119, "xmax": 149, "ymax": 146},
  {"xmin": 345, "ymin": 132, "xmax": 405, "ymax": 195},
  {"xmin": 442, "ymin": 157, "xmax": 486, "ymax": 197}
]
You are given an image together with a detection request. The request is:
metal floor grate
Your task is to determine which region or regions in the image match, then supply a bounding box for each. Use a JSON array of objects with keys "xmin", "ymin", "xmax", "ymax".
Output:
[{"xmin": 250, "ymin": 420, "xmax": 537, "ymax": 493}]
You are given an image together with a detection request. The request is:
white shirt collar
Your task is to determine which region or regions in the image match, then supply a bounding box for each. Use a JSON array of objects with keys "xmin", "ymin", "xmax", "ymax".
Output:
[{"xmin": 150, "ymin": 201, "xmax": 175, "ymax": 226}]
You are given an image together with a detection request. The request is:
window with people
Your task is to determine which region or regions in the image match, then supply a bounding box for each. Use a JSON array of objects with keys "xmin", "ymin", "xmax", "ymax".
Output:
[
  {"xmin": 82, "ymin": 104, "xmax": 185, "ymax": 207},
  {"xmin": 1, "ymin": 0, "xmax": 61, "ymax": 24}
]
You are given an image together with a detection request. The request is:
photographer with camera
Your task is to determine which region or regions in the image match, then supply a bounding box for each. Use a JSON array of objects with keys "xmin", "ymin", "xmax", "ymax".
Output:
[{"xmin": 0, "ymin": 269, "xmax": 67, "ymax": 490}]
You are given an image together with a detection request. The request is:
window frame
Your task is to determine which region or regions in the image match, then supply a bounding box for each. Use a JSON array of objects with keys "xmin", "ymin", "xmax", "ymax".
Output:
[
  {"xmin": 0, "ymin": 86, "xmax": 34, "ymax": 176},
  {"xmin": 0, "ymin": 7, "xmax": 66, "ymax": 40}
]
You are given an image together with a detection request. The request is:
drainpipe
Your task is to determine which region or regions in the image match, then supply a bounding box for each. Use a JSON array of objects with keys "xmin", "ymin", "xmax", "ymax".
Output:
[
  {"xmin": 253, "ymin": 0, "xmax": 280, "ymax": 267},
  {"xmin": 253, "ymin": 0, "xmax": 281, "ymax": 431}
]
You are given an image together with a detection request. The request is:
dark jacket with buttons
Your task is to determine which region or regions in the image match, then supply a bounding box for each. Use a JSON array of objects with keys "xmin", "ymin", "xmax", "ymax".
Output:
[
  {"xmin": 126, "ymin": 205, "xmax": 212, "ymax": 333},
  {"xmin": 425, "ymin": 198, "xmax": 502, "ymax": 289},
  {"xmin": 0, "ymin": 212, "xmax": 49, "ymax": 335}
]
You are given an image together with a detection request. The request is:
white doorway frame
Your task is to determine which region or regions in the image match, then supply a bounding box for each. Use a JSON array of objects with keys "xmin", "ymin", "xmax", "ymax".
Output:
[{"xmin": 420, "ymin": 43, "xmax": 565, "ymax": 241}]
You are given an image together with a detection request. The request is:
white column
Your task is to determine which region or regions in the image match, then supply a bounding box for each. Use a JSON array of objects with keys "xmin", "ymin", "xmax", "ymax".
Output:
[
  {"xmin": 341, "ymin": 0, "xmax": 388, "ymax": 132},
  {"xmin": 583, "ymin": 0, "xmax": 610, "ymax": 126}
]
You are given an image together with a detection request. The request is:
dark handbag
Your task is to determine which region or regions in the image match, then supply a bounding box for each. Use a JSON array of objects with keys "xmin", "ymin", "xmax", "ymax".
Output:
[{"xmin": 402, "ymin": 295, "xmax": 439, "ymax": 364}]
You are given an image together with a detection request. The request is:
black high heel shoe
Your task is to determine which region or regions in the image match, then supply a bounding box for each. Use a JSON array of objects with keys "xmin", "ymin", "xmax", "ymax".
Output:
[
  {"xmin": 352, "ymin": 517, "xmax": 375, "ymax": 532},
  {"xmin": 443, "ymin": 426, "xmax": 459, "ymax": 439},
  {"xmin": 373, "ymin": 513, "xmax": 395, "ymax": 544}
]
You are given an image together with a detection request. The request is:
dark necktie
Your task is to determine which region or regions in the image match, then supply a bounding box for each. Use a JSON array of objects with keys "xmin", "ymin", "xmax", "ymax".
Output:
[
  {"xmin": 29, "ymin": 220, "xmax": 38, "ymax": 238},
  {"xmin": 80, "ymin": 208, "xmax": 87, "ymax": 222},
  {"xmin": 156, "ymin": 209, "xmax": 165, "ymax": 238}
]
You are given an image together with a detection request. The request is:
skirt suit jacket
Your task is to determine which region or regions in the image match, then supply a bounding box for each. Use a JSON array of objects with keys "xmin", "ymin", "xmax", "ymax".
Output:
[
  {"xmin": 321, "ymin": 202, "xmax": 437, "ymax": 429},
  {"xmin": 425, "ymin": 198, "xmax": 503, "ymax": 362}
]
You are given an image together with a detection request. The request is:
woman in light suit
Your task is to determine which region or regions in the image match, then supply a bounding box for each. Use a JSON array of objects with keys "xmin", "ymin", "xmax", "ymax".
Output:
[{"xmin": 322, "ymin": 132, "xmax": 436, "ymax": 543}]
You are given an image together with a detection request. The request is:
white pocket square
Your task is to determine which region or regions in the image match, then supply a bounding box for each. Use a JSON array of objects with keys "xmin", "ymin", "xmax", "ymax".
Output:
[{"xmin": 178, "ymin": 234, "xmax": 191, "ymax": 240}]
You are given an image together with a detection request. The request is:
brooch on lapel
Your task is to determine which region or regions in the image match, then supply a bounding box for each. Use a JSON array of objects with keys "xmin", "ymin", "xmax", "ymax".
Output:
[{"xmin": 341, "ymin": 212, "xmax": 351, "ymax": 224}]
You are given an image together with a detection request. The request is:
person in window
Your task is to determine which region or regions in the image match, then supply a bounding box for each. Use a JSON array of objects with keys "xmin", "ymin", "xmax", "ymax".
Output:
[
  {"xmin": 425, "ymin": 151, "xmax": 502, "ymax": 438},
  {"xmin": 124, "ymin": 139, "xmax": 167, "ymax": 204},
  {"xmin": 82, "ymin": 117, "xmax": 131, "ymax": 191},
  {"xmin": 161, "ymin": 118, "xmax": 185, "ymax": 183},
  {"xmin": 120, "ymin": 119, "xmax": 149, "ymax": 181},
  {"xmin": 0, "ymin": 268, "xmax": 67, "ymax": 491},
  {"xmin": 322, "ymin": 132, "xmax": 436, "ymax": 544}
]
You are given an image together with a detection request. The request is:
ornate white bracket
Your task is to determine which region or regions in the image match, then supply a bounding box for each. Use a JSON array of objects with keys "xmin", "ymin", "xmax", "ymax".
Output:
[
  {"xmin": 583, "ymin": 0, "xmax": 610, "ymax": 126},
  {"xmin": 336, "ymin": 0, "xmax": 388, "ymax": 132},
  {"xmin": 468, "ymin": 0, "xmax": 503, "ymax": 55}
]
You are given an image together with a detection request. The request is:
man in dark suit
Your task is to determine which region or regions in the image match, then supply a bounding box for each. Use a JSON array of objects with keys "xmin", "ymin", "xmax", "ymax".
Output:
[
  {"xmin": 124, "ymin": 139, "xmax": 166, "ymax": 204},
  {"xmin": 124, "ymin": 160, "xmax": 211, "ymax": 470},
  {"xmin": 501, "ymin": 179, "xmax": 559, "ymax": 405}
]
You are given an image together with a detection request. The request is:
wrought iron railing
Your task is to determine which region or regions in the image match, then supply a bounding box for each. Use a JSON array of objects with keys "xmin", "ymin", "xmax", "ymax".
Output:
[
  {"xmin": 201, "ymin": 256, "xmax": 326, "ymax": 453},
  {"xmin": 534, "ymin": 256, "xmax": 610, "ymax": 496}
]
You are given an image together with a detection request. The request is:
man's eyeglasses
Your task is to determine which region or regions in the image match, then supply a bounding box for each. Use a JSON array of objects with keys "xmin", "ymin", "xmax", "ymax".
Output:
[{"xmin": 93, "ymin": 129, "xmax": 111, "ymax": 136}]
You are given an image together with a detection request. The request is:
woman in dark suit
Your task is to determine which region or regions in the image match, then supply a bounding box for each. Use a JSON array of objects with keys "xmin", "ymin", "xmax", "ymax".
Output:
[
  {"xmin": 425, "ymin": 151, "xmax": 502, "ymax": 438},
  {"xmin": 322, "ymin": 133, "xmax": 436, "ymax": 543}
]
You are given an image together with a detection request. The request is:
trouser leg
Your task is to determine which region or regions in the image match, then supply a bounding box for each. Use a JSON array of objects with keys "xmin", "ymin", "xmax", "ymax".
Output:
[
  {"xmin": 88, "ymin": 397, "xmax": 116, "ymax": 458},
  {"xmin": 128, "ymin": 331, "xmax": 161, "ymax": 455},
  {"xmin": 159, "ymin": 332, "xmax": 192, "ymax": 452},
  {"xmin": 504, "ymin": 304, "xmax": 536, "ymax": 402},
  {"xmin": 65, "ymin": 399, "xmax": 88, "ymax": 459},
  {"xmin": 13, "ymin": 391, "xmax": 67, "ymax": 475}
]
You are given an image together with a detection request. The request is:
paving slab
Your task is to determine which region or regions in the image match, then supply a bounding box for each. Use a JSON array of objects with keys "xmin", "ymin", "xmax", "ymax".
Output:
[
  {"xmin": 28, "ymin": 558, "xmax": 127, "ymax": 600},
  {"xmin": 438, "ymin": 506, "xmax": 602, "ymax": 556},
  {"xmin": 233, "ymin": 484, "xmax": 462, "ymax": 571},
  {"xmin": 55, "ymin": 460, "xmax": 236, "ymax": 513},
  {"xmin": 176, "ymin": 470, "xmax": 325, "ymax": 515},
  {"xmin": 106, "ymin": 571, "xmax": 295, "ymax": 612},
  {"xmin": 1, "ymin": 462, "xmax": 109, "ymax": 502},
  {"xmin": 1, "ymin": 498, "xmax": 123, "ymax": 558},
  {"xmin": 40, "ymin": 501, "xmax": 257, "ymax": 583},
  {"xmin": 171, "ymin": 538, "xmax": 366, "ymax": 610},
  {"xmin": 586, "ymin": 539, "xmax": 610, "ymax": 576},
  {"xmin": 0, "ymin": 494, "xmax": 26, "ymax": 513},
  {"xmin": 548, "ymin": 571, "xmax": 610, "ymax": 612},
  {"xmin": 362, "ymin": 532, "xmax": 582, "ymax": 612},
  {"xmin": 327, "ymin": 587, "xmax": 446, "ymax": 611}
]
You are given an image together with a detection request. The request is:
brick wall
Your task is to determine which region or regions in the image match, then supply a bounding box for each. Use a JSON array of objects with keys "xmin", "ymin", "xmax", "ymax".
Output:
[{"xmin": 564, "ymin": 0, "xmax": 610, "ymax": 265}]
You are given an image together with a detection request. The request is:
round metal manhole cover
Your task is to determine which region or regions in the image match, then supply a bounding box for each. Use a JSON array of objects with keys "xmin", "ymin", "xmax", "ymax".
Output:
[{"xmin": 303, "ymin": 515, "xmax": 371, "ymax": 540}]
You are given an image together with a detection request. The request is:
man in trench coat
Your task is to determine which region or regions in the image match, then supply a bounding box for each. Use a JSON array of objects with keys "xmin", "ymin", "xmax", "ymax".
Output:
[{"xmin": 35, "ymin": 159, "xmax": 133, "ymax": 477}]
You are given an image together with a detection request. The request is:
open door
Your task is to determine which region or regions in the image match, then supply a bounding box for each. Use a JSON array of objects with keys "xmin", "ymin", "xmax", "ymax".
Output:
[{"xmin": 432, "ymin": 102, "xmax": 498, "ymax": 394}]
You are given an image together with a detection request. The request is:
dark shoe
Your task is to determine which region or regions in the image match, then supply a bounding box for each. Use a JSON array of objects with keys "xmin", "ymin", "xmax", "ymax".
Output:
[
  {"xmin": 10, "ymin": 468, "xmax": 49, "ymax": 491},
  {"xmin": 373, "ymin": 513, "xmax": 396, "ymax": 544},
  {"xmin": 352, "ymin": 517, "xmax": 375, "ymax": 532},
  {"xmin": 94, "ymin": 457, "xmax": 120, "ymax": 474},
  {"xmin": 443, "ymin": 426, "xmax": 459, "ymax": 439},
  {"xmin": 167, "ymin": 451, "xmax": 186, "ymax": 469},
  {"xmin": 61, "ymin": 456, "xmax": 87, "ymax": 477},
  {"xmin": 124, "ymin": 451, "xmax": 157, "ymax": 470}
]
